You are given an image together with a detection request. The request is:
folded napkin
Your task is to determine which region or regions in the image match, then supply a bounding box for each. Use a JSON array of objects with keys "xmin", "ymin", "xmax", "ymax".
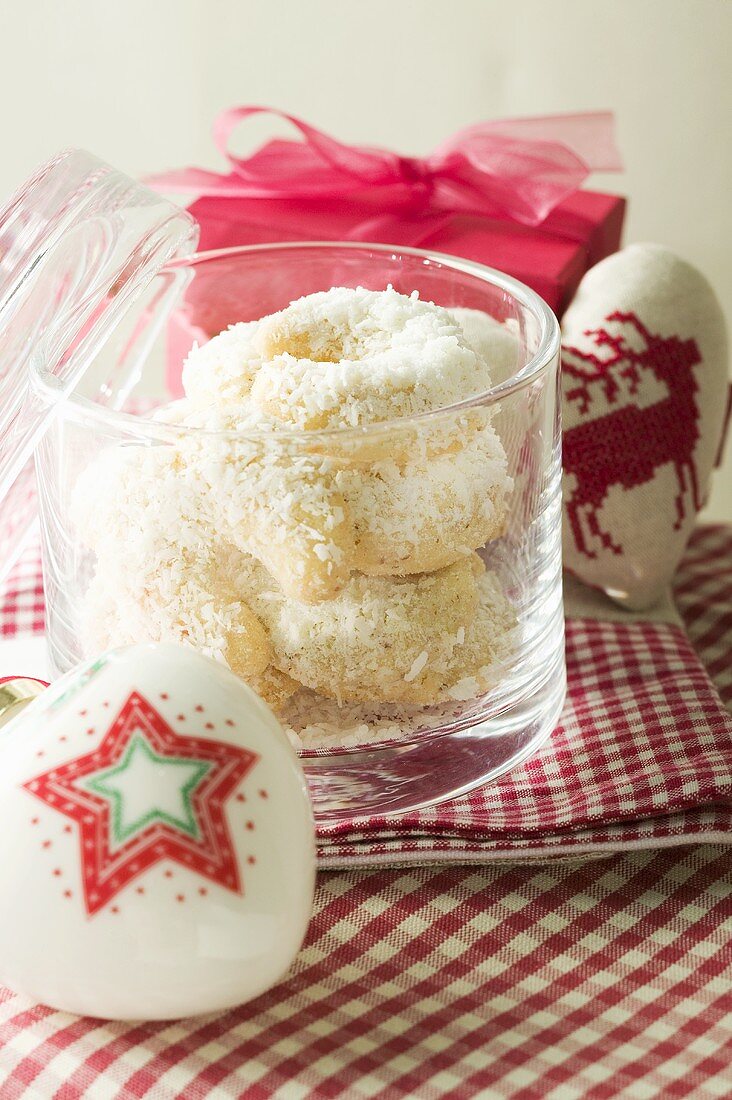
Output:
[
  {"xmin": 1, "ymin": 528, "xmax": 730, "ymax": 865},
  {"xmin": 674, "ymin": 523, "xmax": 732, "ymax": 710}
]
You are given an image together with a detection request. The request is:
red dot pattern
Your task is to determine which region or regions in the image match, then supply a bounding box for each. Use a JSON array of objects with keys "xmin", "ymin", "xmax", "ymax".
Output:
[{"xmin": 27, "ymin": 693, "xmax": 261, "ymax": 916}]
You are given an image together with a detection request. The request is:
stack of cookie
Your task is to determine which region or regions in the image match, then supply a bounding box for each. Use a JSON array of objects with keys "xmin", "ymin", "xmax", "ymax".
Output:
[{"xmin": 74, "ymin": 287, "xmax": 515, "ymax": 716}]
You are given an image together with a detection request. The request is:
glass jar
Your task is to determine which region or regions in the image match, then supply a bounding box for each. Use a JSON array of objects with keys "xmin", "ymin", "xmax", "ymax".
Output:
[{"xmin": 30, "ymin": 242, "xmax": 564, "ymax": 822}]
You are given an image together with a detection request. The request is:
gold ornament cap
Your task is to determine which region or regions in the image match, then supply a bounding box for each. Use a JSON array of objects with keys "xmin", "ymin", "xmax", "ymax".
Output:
[{"xmin": 0, "ymin": 677, "xmax": 47, "ymax": 730}]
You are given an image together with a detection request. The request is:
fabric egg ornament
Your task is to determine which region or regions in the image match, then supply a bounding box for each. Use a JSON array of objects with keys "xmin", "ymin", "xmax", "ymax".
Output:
[
  {"xmin": 561, "ymin": 243, "xmax": 729, "ymax": 610},
  {"xmin": 0, "ymin": 644, "xmax": 316, "ymax": 1020}
]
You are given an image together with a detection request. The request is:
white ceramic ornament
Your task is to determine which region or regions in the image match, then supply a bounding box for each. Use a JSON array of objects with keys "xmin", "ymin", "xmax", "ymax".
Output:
[
  {"xmin": 561, "ymin": 244, "xmax": 729, "ymax": 610},
  {"xmin": 0, "ymin": 644, "xmax": 316, "ymax": 1020}
]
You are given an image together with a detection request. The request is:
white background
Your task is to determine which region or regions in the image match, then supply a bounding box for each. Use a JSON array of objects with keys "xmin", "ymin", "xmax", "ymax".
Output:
[{"xmin": 1, "ymin": 0, "xmax": 730, "ymax": 518}]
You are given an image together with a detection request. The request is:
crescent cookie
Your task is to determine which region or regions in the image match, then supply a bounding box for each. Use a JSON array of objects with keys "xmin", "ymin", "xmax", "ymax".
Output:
[
  {"xmin": 250, "ymin": 285, "xmax": 494, "ymax": 432},
  {"xmin": 171, "ymin": 398, "xmax": 511, "ymax": 592},
  {"xmin": 440, "ymin": 569, "xmax": 518, "ymax": 701},
  {"xmin": 182, "ymin": 320, "xmax": 262, "ymax": 409},
  {"xmin": 449, "ymin": 307, "xmax": 520, "ymax": 387},
  {"xmin": 71, "ymin": 445, "xmax": 286, "ymax": 708},
  {"xmin": 340, "ymin": 424, "xmax": 511, "ymax": 576},
  {"xmin": 242, "ymin": 553, "xmax": 501, "ymax": 706},
  {"xmin": 169, "ymin": 401, "xmax": 356, "ymax": 603}
]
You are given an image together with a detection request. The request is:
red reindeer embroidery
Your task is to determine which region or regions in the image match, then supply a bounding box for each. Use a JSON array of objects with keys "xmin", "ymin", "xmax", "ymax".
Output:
[{"xmin": 563, "ymin": 310, "xmax": 701, "ymax": 559}]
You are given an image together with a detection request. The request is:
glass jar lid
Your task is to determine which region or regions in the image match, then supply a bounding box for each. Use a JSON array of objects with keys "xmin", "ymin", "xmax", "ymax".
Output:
[{"xmin": 0, "ymin": 149, "xmax": 198, "ymax": 583}]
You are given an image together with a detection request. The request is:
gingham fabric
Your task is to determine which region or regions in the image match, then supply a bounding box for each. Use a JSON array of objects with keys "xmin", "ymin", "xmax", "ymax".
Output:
[
  {"xmin": 674, "ymin": 524, "xmax": 732, "ymax": 710},
  {"xmin": 0, "ymin": 848, "xmax": 730, "ymax": 1099},
  {"xmin": 318, "ymin": 613, "xmax": 732, "ymax": 864},
  {"xmin": 0, "ymin": 528, "xmax": 731, "ymax": 1098},
  {"xmin": 0, "ymin": 546, "xmax": 44, "ymax": 640}
]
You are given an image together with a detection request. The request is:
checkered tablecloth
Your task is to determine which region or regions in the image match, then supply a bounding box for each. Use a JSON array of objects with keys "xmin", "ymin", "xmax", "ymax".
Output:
[{"xmin": 0, "ymin": 526, "xmax": 731, "ymax": 1098}]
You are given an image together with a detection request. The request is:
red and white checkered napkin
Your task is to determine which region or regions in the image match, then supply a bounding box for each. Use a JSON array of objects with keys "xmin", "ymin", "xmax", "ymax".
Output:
[
  {"xmin": 674, "ymin": 524, "xmax": 732, "ymax": 710},
  {"xmin": 319, "ymin": 613, "xmax": 732, "ymax": 863},
  {"xmin": 1, "ymin": 529, "xmax": 731, "ymax": 865}
]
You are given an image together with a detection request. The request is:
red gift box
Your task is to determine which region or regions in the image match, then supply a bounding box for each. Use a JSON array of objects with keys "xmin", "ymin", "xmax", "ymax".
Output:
[{"xmin": 150, "ymin": 107, "xmax": 625, "ymax": 395}]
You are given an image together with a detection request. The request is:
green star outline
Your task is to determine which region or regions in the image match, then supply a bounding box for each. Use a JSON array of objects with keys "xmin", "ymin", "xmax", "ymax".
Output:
[{"xmin": 82, "ymin": 729, "xmax": 212, "ymax": 845}]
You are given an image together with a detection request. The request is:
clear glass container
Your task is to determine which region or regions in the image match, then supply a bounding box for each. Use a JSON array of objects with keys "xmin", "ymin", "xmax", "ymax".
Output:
[{"xmin": 30, "ymin": 242, "xmax": 564, "ymax": 822}]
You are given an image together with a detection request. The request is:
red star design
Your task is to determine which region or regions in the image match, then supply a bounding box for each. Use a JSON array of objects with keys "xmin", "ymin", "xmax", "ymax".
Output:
[{"xmin": 23, "ymin": 691, "xmax": 258, "ymax": 916}]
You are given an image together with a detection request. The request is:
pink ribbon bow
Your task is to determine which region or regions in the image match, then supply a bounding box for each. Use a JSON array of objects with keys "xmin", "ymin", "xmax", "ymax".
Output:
[{"xmin": 148, "ymin": 106, "xmax": 622, "ymax": 228}]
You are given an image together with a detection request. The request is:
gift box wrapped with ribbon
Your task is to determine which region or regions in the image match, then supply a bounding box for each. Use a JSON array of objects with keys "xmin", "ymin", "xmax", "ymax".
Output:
[{"xmin": 149, "ymin": 107, "xmax": 625, "ymax": 395}]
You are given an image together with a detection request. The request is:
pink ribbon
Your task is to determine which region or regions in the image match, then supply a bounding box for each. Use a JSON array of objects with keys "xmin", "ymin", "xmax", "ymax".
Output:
[{"xmin": 148, "ymin": 106, "xmax": 622, "ymax": 227}]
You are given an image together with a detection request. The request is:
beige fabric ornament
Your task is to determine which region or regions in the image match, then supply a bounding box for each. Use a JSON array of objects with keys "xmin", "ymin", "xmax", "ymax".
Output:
[{"xmin": 561, "ymin": 244, "xmax": 729, "ymax": 610}]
